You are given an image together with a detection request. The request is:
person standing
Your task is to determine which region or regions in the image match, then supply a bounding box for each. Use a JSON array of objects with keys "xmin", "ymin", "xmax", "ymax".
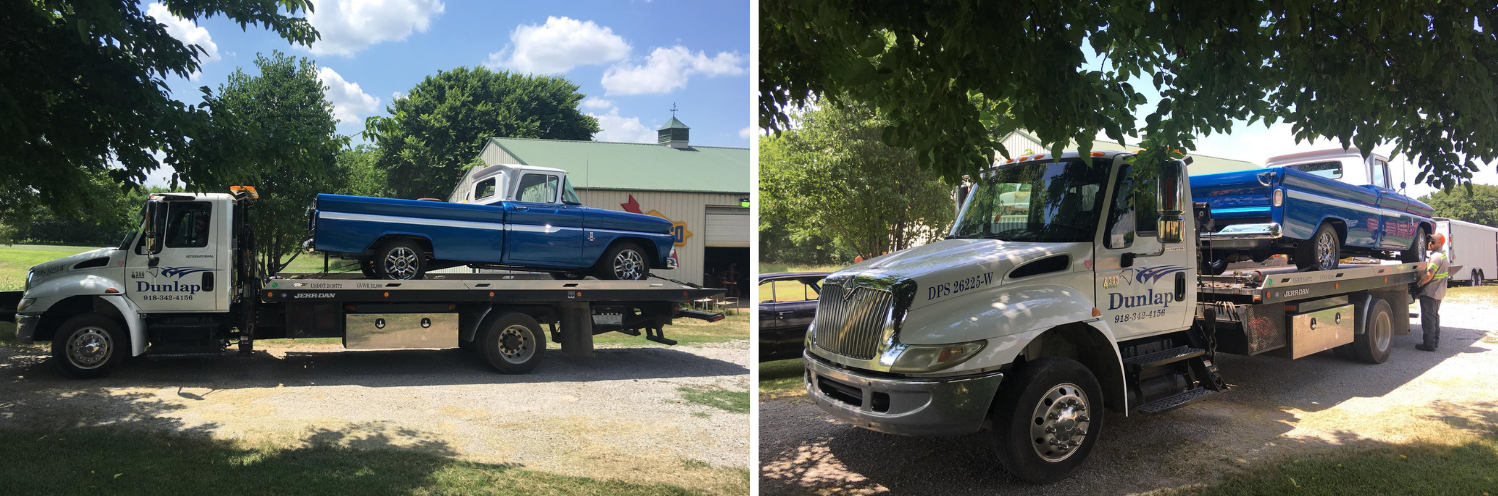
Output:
[{"xmin": 1415, "ymin": 233, "xmax": 1450, "ymax": 351}]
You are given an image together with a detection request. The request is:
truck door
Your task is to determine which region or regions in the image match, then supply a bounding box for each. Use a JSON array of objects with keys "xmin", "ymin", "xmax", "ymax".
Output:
[
  {"xmin": 1095, "ymin": 162, "xmax": 1196, "ymax": 337},
  {"xmin": 504, "ymin": 172, "xmax": 584, "ymax": 266},
  {"xmin": 125, "ymin": 198, "xmax": 225, "ymax": 313},
  {"xmin": 1366, "ymin": 157, "xmax": 1416, "ymax": 250}
]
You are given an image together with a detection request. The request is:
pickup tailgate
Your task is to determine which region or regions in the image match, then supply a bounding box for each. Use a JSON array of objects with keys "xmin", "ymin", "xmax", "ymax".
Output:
[{"xmin": 1190, "ymin": 169, "xmax": 1278, "ymax": 223}]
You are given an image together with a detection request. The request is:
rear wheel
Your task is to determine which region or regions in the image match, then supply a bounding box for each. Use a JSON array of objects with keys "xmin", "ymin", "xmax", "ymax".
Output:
[
  {"xmin": 481, "ymin": 313, "xmax": 546, "ymax": 374},
  {"xmin": 52, "ymin": 314, "xmax": 127, "ymax": 379},
  {"xmin": 989, "ymin": 357, "xmax": 1103, "ymax": 484},
  {"xmin": 1401, "ymin": 228, "xmax": 1428, "ymax": 263},
  {"xmin": 1295, "ymin": 223, "xmax": 1341, "ymax": 271},
  {"xmin": 1354, "ymin": 299, "xmax": 1394, "ymax": 364},
  {"xmin": 595, "ymin": 243, "xmax": 650, "ymax": 280},
  {"xmin": 374, "ymin": 240, "xmax": 426, "ymax": 280}
]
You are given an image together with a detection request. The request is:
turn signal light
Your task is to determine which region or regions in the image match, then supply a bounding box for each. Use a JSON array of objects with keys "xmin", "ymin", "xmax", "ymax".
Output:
[
  {"xmin": 1273, "ymin": 188, "xmax": 1284, "ymax": 207},
  {"xmin": 104, "ymin": 288, "xmax": 119, "ymax": 294},
  {"xmin": 1090, "ymin": 151, "xmax": 1106, "ymax": 157}
]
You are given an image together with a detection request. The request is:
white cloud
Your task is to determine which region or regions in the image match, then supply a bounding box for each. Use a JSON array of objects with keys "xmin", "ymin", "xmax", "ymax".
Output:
[
  {"xmin": 485, "ymin": 17, "xmax": 631, "ymax": 74},
  {"xmin": 307, "ymin": 0, "xmax": 445, "ymax": 56},
  {"xmin": 392, "ymin": 91, "xmax": 406, "ymax": 101},
  {"xmin": 739, "ymin": 126, "xmax": 753, "ymax": 139},
  {"xmin": 145, "ymin": 3, "xmax": 219, "ymax": 78},
  {"xmin": 601, "ymin": 46, "xmax": 744, "ymax": 95},
  {"xmin": 317, "ymin": 67, "xmax": 381, "ymax": 122},
  {"xmin": 581, "ymin": 97, "xmax": 613, "ymax": 109},
  {"xmin": 590, "ymin": 108, "xmax": 656, "ymax": 144}
]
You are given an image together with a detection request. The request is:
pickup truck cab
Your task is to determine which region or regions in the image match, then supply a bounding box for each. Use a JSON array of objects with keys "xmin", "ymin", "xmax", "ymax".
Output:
[
  {"xmin": 313, "ymin": 163, "xmax": 677, "ymax": 280},
  {"xmin": 1192, "ymin": 148, "xmax": 1434, "ymax": 272},
  {"xmin": 803, "ymin": 151, "xmax": 1421, "ymax": 483}
]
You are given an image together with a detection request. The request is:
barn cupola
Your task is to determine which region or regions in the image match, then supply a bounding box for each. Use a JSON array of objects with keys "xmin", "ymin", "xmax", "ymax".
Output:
[{"xmin": 658, "ymin": 106, "xmax": 690, "ymax": 149}]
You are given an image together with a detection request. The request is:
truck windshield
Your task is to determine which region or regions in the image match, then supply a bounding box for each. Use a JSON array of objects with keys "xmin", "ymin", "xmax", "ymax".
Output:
[{"xmin": 950, "ymin": 159, "xmax": 1110, "ymax": 242}]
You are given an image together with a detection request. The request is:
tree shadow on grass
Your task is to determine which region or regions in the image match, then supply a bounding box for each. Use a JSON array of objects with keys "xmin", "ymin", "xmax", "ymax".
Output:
[{"xmin": 0, "ymin": 426, "xmax": 706, "ymax": 496}]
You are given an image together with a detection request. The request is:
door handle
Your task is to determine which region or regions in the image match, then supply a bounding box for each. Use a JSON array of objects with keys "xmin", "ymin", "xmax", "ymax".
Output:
[
  {"xmin": 514, "ymin": 206, "xmax": 529, "ymax": 211},
  {"xmin": 202, "ymin": 271, "xmax": 215, "ymax": 292}
]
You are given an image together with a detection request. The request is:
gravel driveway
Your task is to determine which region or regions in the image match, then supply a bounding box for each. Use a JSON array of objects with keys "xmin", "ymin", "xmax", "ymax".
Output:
[
  {"xmin": 0, "ymin": 339, "xmax": 750, "ymax": 493},
  {"xmin": 760, "ymin": 298, "xmax": 1498, "ymax": 495}
]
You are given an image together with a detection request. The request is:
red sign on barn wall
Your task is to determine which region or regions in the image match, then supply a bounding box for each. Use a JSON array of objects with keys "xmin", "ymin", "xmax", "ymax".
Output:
[{"xmin": 622, "ymin": 195, "xmax": 692, "ymax": 247}]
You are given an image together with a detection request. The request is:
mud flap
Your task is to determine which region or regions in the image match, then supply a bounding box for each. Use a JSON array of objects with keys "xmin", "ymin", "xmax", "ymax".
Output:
[{"xmin": 558, "ymin": 301, "xmax": 594, "ymax": 357}]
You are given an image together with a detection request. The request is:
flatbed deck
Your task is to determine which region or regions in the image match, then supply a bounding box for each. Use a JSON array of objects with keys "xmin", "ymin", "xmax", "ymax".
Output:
[
  {"xmin": 1198, "ymin": 262, "xmax": 1424, "ymax": 304},
  {"xmin": 262, "ymin": 273, "xmax": 723, "ymax": 304}
]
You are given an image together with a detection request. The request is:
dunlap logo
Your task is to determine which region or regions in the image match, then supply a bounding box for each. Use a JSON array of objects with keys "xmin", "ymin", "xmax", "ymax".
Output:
[{"xmin": 136, "ymin": 266, "xmax": 211, "ymax": 295}]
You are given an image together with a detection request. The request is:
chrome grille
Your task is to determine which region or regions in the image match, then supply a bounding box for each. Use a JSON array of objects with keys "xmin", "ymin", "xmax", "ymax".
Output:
[{"xmin": 812, "ymin": 282, "xmax": 894, "ymax": 360}]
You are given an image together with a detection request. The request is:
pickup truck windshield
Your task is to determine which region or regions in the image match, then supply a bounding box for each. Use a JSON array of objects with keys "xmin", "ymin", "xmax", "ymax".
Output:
[{"xmin": 950, "ymin": 159, "xmax": 1110, "ymax": 242}]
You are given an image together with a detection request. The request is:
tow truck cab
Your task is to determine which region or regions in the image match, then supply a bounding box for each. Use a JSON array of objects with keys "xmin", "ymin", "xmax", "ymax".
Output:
[{"xmin": 803, "ymin": 151, "xmax": 1416, "ymax": 483}]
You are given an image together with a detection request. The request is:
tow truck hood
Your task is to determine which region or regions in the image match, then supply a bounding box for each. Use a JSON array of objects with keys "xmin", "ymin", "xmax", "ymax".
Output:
[
  {"xmin": 837, "ymin": 238, "xmax": 1086, "ymax": 311},
  {"xmin": 27, "ymin": 248, "xmax": 121, "ymax": 289}
]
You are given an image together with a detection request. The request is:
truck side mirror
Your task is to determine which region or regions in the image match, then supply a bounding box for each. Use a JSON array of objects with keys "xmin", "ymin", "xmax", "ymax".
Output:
[{"xmin": 1157, "ymin": 160, "xmax": 1185, "ymax": 243}]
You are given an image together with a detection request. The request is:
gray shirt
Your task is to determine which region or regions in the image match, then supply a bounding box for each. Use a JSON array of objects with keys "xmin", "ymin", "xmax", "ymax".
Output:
[{"xmin": 1421, "ymin": 252, "xmax": 1450, "ymax": 300}]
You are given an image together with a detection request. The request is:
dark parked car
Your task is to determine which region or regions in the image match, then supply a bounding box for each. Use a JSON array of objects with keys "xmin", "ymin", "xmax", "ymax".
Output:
[{"xmin": 758, "ymin": 272, "xmax": 829, "ymax": 362}]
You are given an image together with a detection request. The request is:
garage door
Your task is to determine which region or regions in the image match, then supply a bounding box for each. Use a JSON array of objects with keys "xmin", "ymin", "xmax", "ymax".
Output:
[{"xmin": 705, "ymin": 206, "xmax": 749, "ymax": 247}]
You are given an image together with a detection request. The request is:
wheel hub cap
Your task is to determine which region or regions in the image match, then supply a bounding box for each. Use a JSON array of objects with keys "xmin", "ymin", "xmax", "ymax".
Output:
[
  {"xmin": 1030, "ymin": 383, "xmax": 1091, "ymax": 462},
  {"xmin": 67, "ymin": 327, "xmax": 112, "ymax": 369},
  {"xmin": 613, "ymin": 250, "xmax": 644, "ymax": 280},
  {"xmin": 1318, "ymin": 231, "xmax": 1336, "ymax": 269},
  {"xmin": 384, "ymin": 247, "xmax": 419, "ymax": 279},
  {"xmin": 497, "ymin": 325, "xmax": 533, "ymax": 362}
]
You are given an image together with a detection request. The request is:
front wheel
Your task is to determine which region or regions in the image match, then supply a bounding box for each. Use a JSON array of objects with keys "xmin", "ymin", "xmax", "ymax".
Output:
[
  {"xmin": 374, "ymin": 240, "xmax": 426, "ymax": 280},
  {"xmin": 52, "ymin": 314, "xmax": 128, "ymax": 379},
  {"xmin": 1295, "ymin": 223, "xmax": 1341, "ymax": 271},
  {"xmin": 988, "ymin": 357, "xmax": 1104, "ymax": 484},
  {"xmin": 481, "ymin": 313, "xmax": 547, "ymax": 374},
  {"xmin": 595, "ymin": 243, "xmax": 650, "ymax": 280}
]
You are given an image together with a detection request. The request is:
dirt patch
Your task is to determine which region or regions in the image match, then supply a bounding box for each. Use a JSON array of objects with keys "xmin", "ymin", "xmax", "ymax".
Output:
[
  {"xmin": 0, "ymin": 340, "xmax": 750, "ymax": 495},
  {"xmin": 760, "ymin": 299, "xmax": 1498, "ymax": 495}
]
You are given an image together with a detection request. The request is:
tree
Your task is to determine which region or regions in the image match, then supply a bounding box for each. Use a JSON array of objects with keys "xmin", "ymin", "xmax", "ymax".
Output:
[
  {"xmin": 0, "ymin": 0, "xmax": 316, "ymax": 225},
  {"xmin": 196, "ymin": 51, "xmax": 345, "ymax": 275},
  {"xmin": 337, "ymin": 145, "xmax": 387, "ymax": 197},
  {"xmin": 364, "ymin": 67, "xmax": 600, "ymax": 199},
  {"xmin": 761, "ymin": 1, "xmax": 1498, "ymax": 189},
  {"xmin": 761, "ymin": 102, "xmax": 955, "ymax": 261},
  {"xmin": 1, "ymin": 172, "xmax": 158, "ymax": 247},
  {"xmin": 1421, "ymin": 185, "xmax": 1498, "ymax": 228}
]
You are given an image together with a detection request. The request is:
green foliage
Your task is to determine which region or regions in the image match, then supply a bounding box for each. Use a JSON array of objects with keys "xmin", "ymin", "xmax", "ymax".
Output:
[
  {"xmin": 336, "ymin": 145, "xmax": 387, "ymax": 197},
  {"xmin": 0, "ymin": 0, "xmax": 317, "ymax": 226},
  {"xmin": 0, "ymin": 172, "xmax": 155, "ymax": 246},
  {"xmin": 1420, "ymin": 184, "xmax": 1498, "ymax": 228},
  {"xmin": 761, "ymin": 102, "xmax": 955, "ymax": 261},
  {"xmin": 364, "ymin": 67, "xmax": 600, "ymax": 199},
  {"xmin": 195, "ymin": 51, "xmax": 346, "ymax": 274},
  {"xmin": 761, "ymin": 1, "xmax": 1498, "ymax": 189}
]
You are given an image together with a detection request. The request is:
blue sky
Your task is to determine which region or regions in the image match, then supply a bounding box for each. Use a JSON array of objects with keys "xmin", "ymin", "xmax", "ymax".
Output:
[{"xmin": 145, "ymin": 0, "xmax": 751, "ymax": 185}]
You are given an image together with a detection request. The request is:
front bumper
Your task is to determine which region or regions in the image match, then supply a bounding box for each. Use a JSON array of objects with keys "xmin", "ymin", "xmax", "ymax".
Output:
[
  {"xmin": 804, "ymin": 351, "xmax": 1004, "ymax": 436},
  {"xmin": 16, "ymin": 314, "xmax": 39, "ymax": 345}
]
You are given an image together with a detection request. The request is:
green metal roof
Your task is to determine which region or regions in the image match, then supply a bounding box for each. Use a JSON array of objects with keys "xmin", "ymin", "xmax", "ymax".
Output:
[
  {"xmin": 485, "ymin": 137, "xmax": 748, "ymax": 194},
  {"xmin": 659, "ymin": 117, "xmax": 690, "ymax": 130}
]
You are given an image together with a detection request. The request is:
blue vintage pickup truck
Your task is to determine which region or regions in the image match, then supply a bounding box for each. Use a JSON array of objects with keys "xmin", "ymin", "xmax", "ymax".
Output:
[
  {"xmin": 1191, "ymin": 148, "xmax": 1435, "ymax": 272},
  {"xmin": 311, "ymin": 164, "xmax": 677, "ymax": 280}
]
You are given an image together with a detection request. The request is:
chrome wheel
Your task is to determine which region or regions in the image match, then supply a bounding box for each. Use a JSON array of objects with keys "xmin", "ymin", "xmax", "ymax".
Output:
[
  {"xmin": 1030, "ymin": 383, "xmax": 1091, "ymax": 462},
  {"xmin": 1413, "ymin": 231, "xmax": 1428, "ymax": 262},
  {"xmin": 1316, "ymin": 229, "xmax": 1338, "ymax": 270},
  {"xmin": 496, "ymin": 324, "xmax": 535, "ymax": 364},
  {"xmin": 383, "ymin": 246, "xmax": 420, "ymax": 280},
  {"xmin": 66, "ymin": 327, "xmax": 112, "ymax": 370},
  {"xmin": 612, "ymin": 249, "xmax": 645, "ymax": 280}
]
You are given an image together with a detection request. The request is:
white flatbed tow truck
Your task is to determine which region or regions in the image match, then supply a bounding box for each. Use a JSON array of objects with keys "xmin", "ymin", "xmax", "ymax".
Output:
[
  {"xmin": 0, "ymin": 187, "xmax": 722, "ymax": 378},
  {"xmin": 801, "ymin": 151, "xmax": 1428, "ymax": 483}
]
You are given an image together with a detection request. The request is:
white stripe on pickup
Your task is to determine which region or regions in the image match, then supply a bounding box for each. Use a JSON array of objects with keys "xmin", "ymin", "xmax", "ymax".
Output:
[
  {"xmin": 319, "ymin": 211, "xmax": 506, "ymax": 231},
  {"xmin": 1284, "ymin": 189, "xmax": 1403, "ymax": 218}
]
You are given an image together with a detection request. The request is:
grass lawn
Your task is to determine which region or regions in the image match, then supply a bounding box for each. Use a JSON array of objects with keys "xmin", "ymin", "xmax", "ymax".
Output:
[
  {"xmin": 758, "ymin": 358, "xmax": 806, "ymax": 400},
  {"xmin": 0, "ymin": 244, "xmax": 105, "ymax": 291},
  {"xmin": 678, "ymin": 385, "xmax": 750, "ymax": 414},
  {"xmin": 280, "ymin": 252, "xmax": 363, "ymax": 274},
  {"xmin": 758, "ymin": 263, "xmax": 844, "ymax": 275},
  {"xmin": 1178, "ymin": 431, "xmax": 1498, "ymax": 495},
  {"xmin": 0, "ymin": 428, "xmax": 722, "ymax": 496},
  {"xmin": 588, "ymin": 312, "xmax": 749, "ymax": 348}
]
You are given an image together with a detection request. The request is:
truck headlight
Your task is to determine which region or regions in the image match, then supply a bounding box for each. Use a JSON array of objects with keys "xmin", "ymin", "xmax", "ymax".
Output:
[
  {"xmin": 25, "ymin": 269, "xmax": 34, "ymax": 290},
  {"xmin": 17, "ymin": 298, "xmax": 36, "ymax": 312},
  {"xmin": 887, "ymin": 340, "xmax": 986, "ymax": 373}
]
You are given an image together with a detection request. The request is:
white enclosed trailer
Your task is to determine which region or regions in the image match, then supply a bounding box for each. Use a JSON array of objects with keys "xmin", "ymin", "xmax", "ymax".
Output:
[{"xmin": 1434, "ymin": 218, "xmax": 1498, "ymax": 285}]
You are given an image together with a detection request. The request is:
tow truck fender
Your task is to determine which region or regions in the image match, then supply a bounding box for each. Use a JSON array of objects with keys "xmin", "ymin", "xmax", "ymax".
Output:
[
  {"xmin": 906, "ymin": 283, "xmax": 1130, "ymax": 413},
  {"xmin": 99, "ymin": 295, "xmax": 148, "ymax": 357}
]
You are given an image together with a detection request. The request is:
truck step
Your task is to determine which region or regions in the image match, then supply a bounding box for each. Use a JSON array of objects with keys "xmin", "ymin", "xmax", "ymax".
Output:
[
  {"xmin": 1136, "ymin": 387, "xmax": 1216, "ymax": 414},
  {"xmin": 1123, "ymin": 346, "xmax": 1205, "ymax": 370}
]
